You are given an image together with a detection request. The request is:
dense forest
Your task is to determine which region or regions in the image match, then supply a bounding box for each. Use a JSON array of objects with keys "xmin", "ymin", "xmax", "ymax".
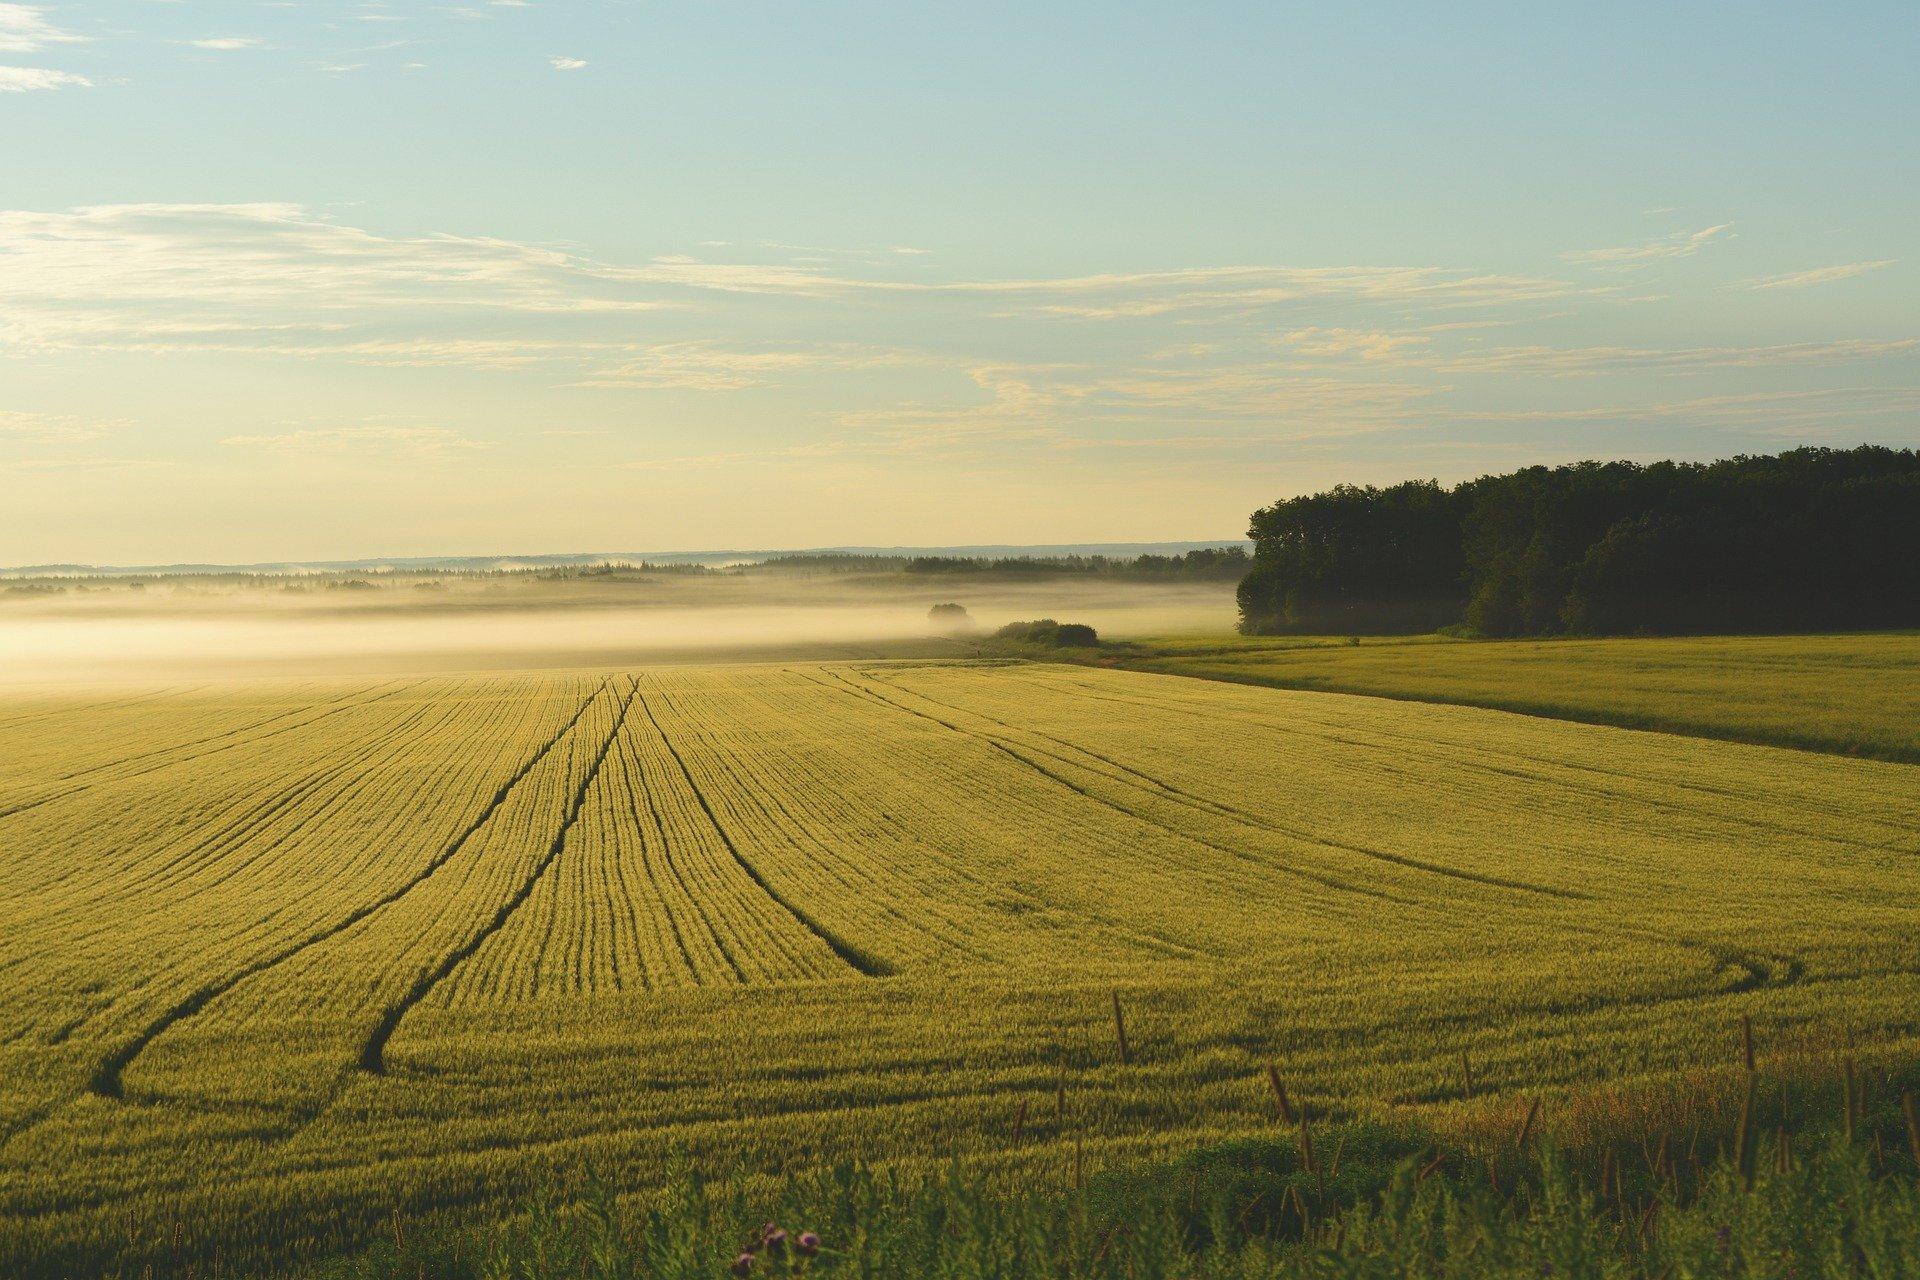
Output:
[{"xmin": 1237, "ymin": 446, "xmax": 1920, "ymax": 637}]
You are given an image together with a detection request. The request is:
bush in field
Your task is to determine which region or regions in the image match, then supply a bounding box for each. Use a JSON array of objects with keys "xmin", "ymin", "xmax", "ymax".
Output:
[
  {"xmin": 993, "ymin": 618, "xmax": 1098, "ymax": 647},
  {"xmin": 927, "ymin": 603, "xmax": 974, "ymax": 634}
]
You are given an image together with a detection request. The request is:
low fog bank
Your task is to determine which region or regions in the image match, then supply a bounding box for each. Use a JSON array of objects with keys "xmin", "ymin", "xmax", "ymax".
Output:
[{"xmin": 0, "ymin": 578, "xmax": 1235, "ymax": 684}]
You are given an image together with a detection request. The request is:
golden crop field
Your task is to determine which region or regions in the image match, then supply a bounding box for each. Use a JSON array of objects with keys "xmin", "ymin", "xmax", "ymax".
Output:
[
  {"xmin": 2, "ymin": 659, "xmax": 1918, "ymax": 1276},
  {"xmin": 1112, "ymin": 632, "xmax": 1920, "ymax": 762}
]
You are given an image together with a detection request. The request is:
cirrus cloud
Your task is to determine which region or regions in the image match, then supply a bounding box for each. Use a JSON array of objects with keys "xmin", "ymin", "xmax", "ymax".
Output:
[
  {"xmin": 1737, "ymin": 260, "xmax": 1897, "ymax": 291},
  {"xmin": 0, "ymin": 3, "xmax": 84, "ymax": 53},
  {"xmin": 0, "ymin": 63, "xmax": 87, "ymax": 90}
]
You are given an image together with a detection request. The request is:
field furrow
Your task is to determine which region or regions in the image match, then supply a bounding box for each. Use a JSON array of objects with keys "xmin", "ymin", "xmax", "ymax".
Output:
[{"xmin": 3, "ymin": 656, "xmax": 1917, "ymax": 1278}]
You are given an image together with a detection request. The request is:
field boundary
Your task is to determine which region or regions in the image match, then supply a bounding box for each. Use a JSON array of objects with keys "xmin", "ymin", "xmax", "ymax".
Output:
[{"xmin": 1073, "ymin": 651, "xmax": 1920, "ymax": 767}]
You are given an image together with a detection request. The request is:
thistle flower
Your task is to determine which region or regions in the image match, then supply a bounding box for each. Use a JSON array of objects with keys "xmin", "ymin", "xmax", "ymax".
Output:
[
  {"xmin": 796, "ymin": 1231, "xmax": 821, "ymax": 1257},
  {"xmin": 730, "ymin": 1251, "xmax": 756, "ymax": 1277},
  {"xmin": 761, "ymin": 1224, "xmax": 789, "ymax": 1254}
]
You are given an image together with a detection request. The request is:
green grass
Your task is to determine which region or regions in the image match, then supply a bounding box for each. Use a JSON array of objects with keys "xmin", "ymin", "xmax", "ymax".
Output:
[
  {"xmin": 1102, "ymin": 632, "xmax": 1920, "ymax": 762},
  {"xmin": 312, "ymin": 1055, "xmax": 1920, "ymax": 1280}
]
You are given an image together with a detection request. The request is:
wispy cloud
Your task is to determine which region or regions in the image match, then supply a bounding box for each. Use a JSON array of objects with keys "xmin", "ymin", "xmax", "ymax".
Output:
[
  {"xmin": 220, "ymin": 425, "xmax": 486, "ymax": 458},
  {"xmin": 0, "ymin": 409, "xmax": 114, "ymax": 443},
  {"xmin": 935, "ymin": 265, "xmax": 1577, "ymax": 319},
  {"xmin": 0, "ymin": 456, "xmax": 168, "ymax": 475},
  {"xmin": 1564, "ymin": 223, "xmax": 1734, "ymax": 266},
  {"xmin": 0, "ymin": 204, "xmax": 672, "ymax": 355},
  {"xmin": 0, "ymin": 63, "xmax": 86, "ymax": 90},
  {"xmin": 0, "ymin": 204, "xmax": 1582, "ymax": 364},
  {"xmin": 1276, "ymin": 327, "xmax": 1916, "ymax": 377},
  {"xmin": 572, "ymin": 342, "xmax": 920, "ymax": 390},
  {"xmin": 3, "ymin": 201, "xmax": 1910, "ymax": 481},
  {"xmin": 1279, "ymin": 327, "xmax": 1432, "ymax": 361},
  {"xmin": 1736, "ymin": 260, "xmax": 1897, "ymax": 291},
  {"xmin": 549, "ymin": 55, "xmax": 584, "ymax": 70},
  {"xmin": 1429, "ymin": 337, "xmax": 1915, "ymax": 376},
  {"xmin": 1440, "ymin": 387, "xmax": 1920, "ymax": 433},
  {"xmin": 0, "ymin": 3, "xmax": 84, "ymax": 53},
  {"xmin": 184, "ymin": 36, "xmax": 268, "ymax": 51}
]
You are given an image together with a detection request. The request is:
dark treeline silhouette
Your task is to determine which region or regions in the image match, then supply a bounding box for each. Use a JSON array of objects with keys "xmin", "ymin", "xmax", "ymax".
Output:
[
  {"xmin": 1238, "ymin": 446, "xmax": 1920, "ymax": 637},
  {"xmin": 994, "ymin": 619, "xmax": 1099, "ymax": 646}
]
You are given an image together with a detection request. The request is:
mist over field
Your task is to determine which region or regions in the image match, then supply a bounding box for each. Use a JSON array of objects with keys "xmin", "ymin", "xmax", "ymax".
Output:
[{"xmin": 0, "ymin": 573, "xmax": 1235, "ymax": 683}]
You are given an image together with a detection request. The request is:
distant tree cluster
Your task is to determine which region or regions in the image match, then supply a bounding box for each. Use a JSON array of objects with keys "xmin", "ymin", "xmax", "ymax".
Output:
[
  {"xmin": 905, "ymin": 549, "xmax": 1248, "ymax": 579},
  {"xmin": 1238, "ymin": 446, "xmax": 1920, "ymax": 637},
  {"xmin": 753, "ymin": 550, "xmax": 1247, "ymax": 579},
  {"xmin": 927, "ymin": 602, "xmax": 975, "ymax": 634},
  {"xmin": 994, "ymin": 619, "xmax": 1099, "ymax": 647}
]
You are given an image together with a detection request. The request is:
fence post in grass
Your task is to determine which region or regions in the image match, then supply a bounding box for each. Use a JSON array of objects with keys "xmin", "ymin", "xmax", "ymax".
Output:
[
  {"xmin": 1515, "ymin": 1097, "xmax": 1541, "ymax": 1153},
  {"xmin": 1741, "ymin": 1015, "xmax": 1756, "ymax": 1074},
  {"xmin": 1012, "ymin": 1098, "xmax": 1028, "ymax": 1147},
  {"xmin": 1110, "ymin": 992, "xmax": 1130, "ymax": 1066},
  {"xmin": 1287, "ymin": 1183, "xmax": 1310, "ymax": 1236},
  {"xmin": 1902, "ymin": 1092, "xmax": 1920, "ymax": 1173},
  {"xmin": 1460, "ymin": 1049, "xmax": 1475, "ymax": 1099},
  {"xmin": 1266, "ymin": 1064, "xmax": 1296, "ymax": 1125},
  {"xmin": 1416, "ymin": 1150, "xmax": 1446, "ymax": 1183},
  {"xmin": 1734, "ymin": 1075, "xmax": 1758, "ymax": 1191},
  {"xmin": 1843, "ymin": 1057, "xmax": 1857, "ymax": 1144}
]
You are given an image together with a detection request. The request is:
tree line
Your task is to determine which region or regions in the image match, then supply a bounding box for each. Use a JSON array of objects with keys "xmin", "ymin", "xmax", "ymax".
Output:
[
  {"xmin": 1237, "ymin": 446, "xmax": 1920, "ymax": 637},
  {"xmin": 755, "ymin": 549, "xmax": 1249, "ymax": 580}
]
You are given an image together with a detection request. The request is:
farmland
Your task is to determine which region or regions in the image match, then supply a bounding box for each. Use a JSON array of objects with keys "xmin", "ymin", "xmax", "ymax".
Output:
[
  {"xmin": 2, "ymin": 659, "xmax": 1919, "ymax": 1276},
  {"xmin": 1106, "ymin": 632, "xmax": 1920, "ymax": 762}
]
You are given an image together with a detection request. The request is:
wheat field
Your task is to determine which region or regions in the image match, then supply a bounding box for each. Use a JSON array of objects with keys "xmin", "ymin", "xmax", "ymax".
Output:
[{"xmin": 2, "ymin": 660, "xmax": 1918, "ymax": 1275}]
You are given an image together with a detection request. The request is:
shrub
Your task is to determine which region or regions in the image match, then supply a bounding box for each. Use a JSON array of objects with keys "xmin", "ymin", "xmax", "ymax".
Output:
[
  {"xmin": 927, "ymin": 603, "xmax": 975, "ymax": 634},
  {"xmin": 993, "ymin": 619, "xmax": 1099, "ymax": 647}
]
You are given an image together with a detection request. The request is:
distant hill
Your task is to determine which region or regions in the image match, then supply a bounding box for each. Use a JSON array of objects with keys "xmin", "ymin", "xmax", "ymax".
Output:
[{"xmin": 2, "ymin": 541, "xmax": 1251, "ymax": 579}]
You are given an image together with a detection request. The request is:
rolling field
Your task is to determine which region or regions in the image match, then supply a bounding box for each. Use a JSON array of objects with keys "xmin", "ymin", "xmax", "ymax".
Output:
[
  {"xmin": 1111, "ymin": 632, "xmax": 1920, "ymax": 762},
  {"xmin": 2, "ymin": 659, "xmax": 1918, "ymax": 1276}
]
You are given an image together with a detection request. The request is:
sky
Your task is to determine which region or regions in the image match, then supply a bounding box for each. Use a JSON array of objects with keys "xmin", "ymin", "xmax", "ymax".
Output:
[{"xmin": 1, "ymin": 2, "xmax": 1915, "ymax": 564}]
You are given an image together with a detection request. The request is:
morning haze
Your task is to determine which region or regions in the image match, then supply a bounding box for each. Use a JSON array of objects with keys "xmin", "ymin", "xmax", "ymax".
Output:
[{"xmin": 3, "ymin": 4, "xmax": 1918, "ymax": 1278}]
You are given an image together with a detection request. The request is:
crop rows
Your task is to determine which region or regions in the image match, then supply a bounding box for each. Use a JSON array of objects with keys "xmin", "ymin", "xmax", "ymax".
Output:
[{"xmin": 1, "ymin": 660, "xmax": 1917, "ymax": 1277}]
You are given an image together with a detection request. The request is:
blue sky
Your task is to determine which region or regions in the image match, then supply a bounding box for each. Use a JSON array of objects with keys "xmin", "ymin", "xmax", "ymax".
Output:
[{"xmin": 2, "ymin": 1, "xmax": 1915, "ymax": 561}]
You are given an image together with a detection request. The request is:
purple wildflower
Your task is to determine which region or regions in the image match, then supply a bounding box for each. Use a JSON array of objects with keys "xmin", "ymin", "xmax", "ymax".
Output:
[
  {"xmin": 730, "ymin": 1252, "xmax": 756, "ymax": 1277},
  {"xmin": 796, "ymin": 1231, "xmax": 821, "ymax": 1257}
]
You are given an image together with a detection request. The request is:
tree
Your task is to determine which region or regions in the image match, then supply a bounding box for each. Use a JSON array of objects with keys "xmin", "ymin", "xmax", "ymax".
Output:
[
  {"xmin": 1240, "ymin": 446, "xmax": 1920, "ymax": 637},
  {"xmin": 927, "ymin": 603, "xmax": 974, "ymax": 634}
]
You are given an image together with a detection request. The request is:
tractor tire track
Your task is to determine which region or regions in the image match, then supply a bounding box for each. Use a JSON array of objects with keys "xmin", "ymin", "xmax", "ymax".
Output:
[
  {"xmin": 7, "ymin": 685, "xmax": 449, "ymax": 926},
  {"xmin": 782, "ymin": 670, "xmax": 1199, "ymax": 963},
  {"xmin": 822, "ymin": 669, "xmax": 1414, "ymax": 909},
  {"xmin": 610, "ymin": 729, "xmax": 704, "ymax": 987},
  {"xmin": 863, "ymin": 669, "xmax": 1586, "ymax": 902},
  {"xmin": 658, "ymin": 676, "xmax": 1007, "ymax": 969},
  {"xmin": 633, "ymin": 680, "xmax": 891, "ymax": 978},
  {"xmin": 358, "ymin": 679, "xmax": 637, "ymax": 1074},
  {"xmin": 0, "ymin": 681, "xmax": 415, "ymax": 824},
  {"xmin": 84, "ymin": 678, "xmax": 611, "ymax": 1099},
  {"xmin": 614, "ymin": 725, "xmax": 753, "ymax": 984},
  {"xmin": 1059, "ymin": 676, "xmax": 1918, "ymax": 855},
  {"xmin": 9, "ymin": 693, "xmax": 457, "ymax": 993}
]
